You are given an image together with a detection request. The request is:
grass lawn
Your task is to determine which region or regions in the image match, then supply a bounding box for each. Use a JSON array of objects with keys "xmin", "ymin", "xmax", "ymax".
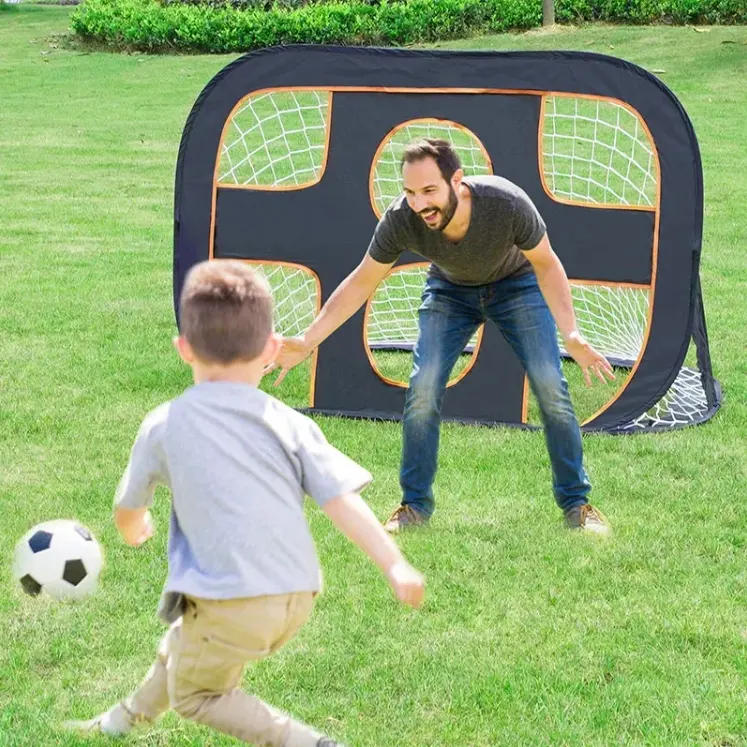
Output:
[{"xmin": 1, "ymin": 7, "xmax": 746, "ymax": 745}]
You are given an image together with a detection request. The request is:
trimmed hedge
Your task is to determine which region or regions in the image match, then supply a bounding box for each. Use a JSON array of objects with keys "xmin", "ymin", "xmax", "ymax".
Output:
[
  {"xmin": 172, "ymin": 0, "xmax": 391, "ymax": 9},
  {"xmin": 70, "ymin": 0, "xmax": 747, "ymax": 53}
]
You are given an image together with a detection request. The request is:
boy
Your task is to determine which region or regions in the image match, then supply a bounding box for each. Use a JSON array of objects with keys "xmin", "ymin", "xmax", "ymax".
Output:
[{"xmin": 66, "ymin": 260, "xmax": 425, "ymax": 746}]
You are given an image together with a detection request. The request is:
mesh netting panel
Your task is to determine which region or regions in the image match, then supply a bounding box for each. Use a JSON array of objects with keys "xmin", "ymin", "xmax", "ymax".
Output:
[
  {"xmin": 367, "ymin": 267, "xmax": 423, "ymax": 347},
  {"xmin": 622, "ymin": 344, "xmax": 711, "ymax": 431},
  {"xmin": 248, "ymin": 263, "xmax": 318, "ymax": 337},
  {"xmin": 366, "ymin": 266, "xmax": 480, "ymax": 350},
  {"xmin": 564, "ymin": 284, "xmax": 649, "ymax": 365},
  {"xmin": 371, "ymin": 120, "xmax": 492, "ymax": 216},
  {"xmin": 219, "ymin": 91, "xmax": 330, "ymax": 187},
  {"xmin": 542, "ymin": 96, "xmax": 657, "ymax": 207},
  {"xmin": 565, "ymin": 287, "xmax": 712, "ymax": 430},
  {"xmin": 367, "ymin": 274, "xmax": 649, "ymax": 360}
]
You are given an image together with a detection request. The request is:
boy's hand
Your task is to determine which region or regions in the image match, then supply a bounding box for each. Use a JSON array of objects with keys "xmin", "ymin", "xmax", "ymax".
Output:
[
  {"xmin": 115, "ymin": 507, "xmax": 155, "ymax": 547},
  {"xmin": 130, "ymin": 511, "xmax": 155, "ymax": 547},
  {"xmin": 321, "ymin": 493, "xmax": 425, "ymax": 608},
  {"xmin": 387, "ymin": 561, "xmax": 425, "ymax": 608}
]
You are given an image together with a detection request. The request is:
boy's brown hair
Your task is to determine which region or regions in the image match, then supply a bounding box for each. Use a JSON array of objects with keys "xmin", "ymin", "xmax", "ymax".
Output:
[{"xmin": 179, "ymin": 260, "xmax": 273, "ymax": 363}]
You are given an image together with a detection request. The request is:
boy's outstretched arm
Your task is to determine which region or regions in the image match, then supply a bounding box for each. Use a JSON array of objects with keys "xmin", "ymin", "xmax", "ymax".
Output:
[
  {"xmin": 322, "ymin": 493, "xmax": 425, "ymax": 609},
  {"xmin": 114, "ymin": 507, "xmax": 154, "ymax": 547},
  {"xmin": 113, "ymin": 405, "xmax": 168, "ymax": 547}
]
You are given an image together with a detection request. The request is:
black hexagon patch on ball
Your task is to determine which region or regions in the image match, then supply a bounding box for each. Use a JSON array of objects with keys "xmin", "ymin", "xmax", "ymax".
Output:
[
  {"xmin": 20, "ymin": 575, "xmax": 43, "ymax": 596},
  {"xmin": 62, "ymin": 559, "xmax": 87, "ymax": 587},
  {"xmin": 28, "ymin": 530, "xmax": 53, "ymax": 553},
  {"xmin": 74, "ymin": 524, "xmax": 93, "ymax": 542}
]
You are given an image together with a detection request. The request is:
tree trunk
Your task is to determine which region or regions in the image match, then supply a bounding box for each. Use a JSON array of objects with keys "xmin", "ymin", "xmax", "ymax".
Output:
[{"xmin": 543, "ymin": 0, "xmax": 555, "ymax": 26}]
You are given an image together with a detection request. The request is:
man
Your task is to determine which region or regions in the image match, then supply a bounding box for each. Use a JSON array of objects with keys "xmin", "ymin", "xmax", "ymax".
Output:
[{"xmin": 272, "ymin": 138, "xmax": 614, "ymax": 534}]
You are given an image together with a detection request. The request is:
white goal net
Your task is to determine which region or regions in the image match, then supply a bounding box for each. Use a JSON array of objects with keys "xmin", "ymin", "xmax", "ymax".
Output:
[
  {"xmin": 541, "ymin": 95, "xmax": 657, "ymax": 207},
  {"xmin": 247, "ymin": 262, "xmax": 319, "ymax": 339},
  {"xmin": 218, "ymin": 90, "xmax": 330, "ymax": 188}
]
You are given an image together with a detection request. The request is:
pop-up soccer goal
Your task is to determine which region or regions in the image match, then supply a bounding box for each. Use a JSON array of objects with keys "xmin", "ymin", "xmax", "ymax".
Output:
[{"xmin": 173, "ymin": 45, "xmax": 721, "ymax": 434}]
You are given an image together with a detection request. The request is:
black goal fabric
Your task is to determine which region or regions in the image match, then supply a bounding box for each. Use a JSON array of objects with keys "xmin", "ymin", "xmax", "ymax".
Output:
[{"xmin": 173, "ymin": 45, "xmax": 720, "ymax": 433}]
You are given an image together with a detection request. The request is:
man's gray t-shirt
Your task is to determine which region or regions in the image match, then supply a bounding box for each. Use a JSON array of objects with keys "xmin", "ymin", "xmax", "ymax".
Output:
[
  {"xmin": 115, "ymin": 381, "xmax": 372, "ymax": 622},
  {"xmin": 368, "ymin": 175, "xmax": 547, "ymax": 285}
]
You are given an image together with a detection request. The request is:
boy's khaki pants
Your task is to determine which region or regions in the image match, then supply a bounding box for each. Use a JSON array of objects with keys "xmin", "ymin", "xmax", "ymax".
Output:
[{"xmin": 119, "ymin": 592, "xmax": 321, "ymax": 746}]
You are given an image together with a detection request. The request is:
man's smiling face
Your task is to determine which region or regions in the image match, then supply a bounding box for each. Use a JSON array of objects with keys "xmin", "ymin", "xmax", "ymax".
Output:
[{"xmin": 402, "ymin": 156, "xmax": 460, "ymax": 232}]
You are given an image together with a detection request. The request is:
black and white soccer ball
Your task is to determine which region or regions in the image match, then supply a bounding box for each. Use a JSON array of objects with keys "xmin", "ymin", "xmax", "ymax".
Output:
[{"xmin": 13, "ymin": 520, "xmax": 103, "ymax": 600}]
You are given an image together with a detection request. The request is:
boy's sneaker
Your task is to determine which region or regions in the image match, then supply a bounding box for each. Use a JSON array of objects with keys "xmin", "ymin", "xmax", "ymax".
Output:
[
  {"xmin": 384, "ymin": 504, "xmax": 429, "ymax": 533},
  {"xmin": 564, "ymin": 504, "xmax": 610, "ymax": 535},
  {"xmin": 63, "ymin": 705, "xmax": 133, "ymax": 737}
]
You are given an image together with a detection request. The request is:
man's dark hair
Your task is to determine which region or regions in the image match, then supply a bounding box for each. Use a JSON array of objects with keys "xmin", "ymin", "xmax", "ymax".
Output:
[{"xmin": 400, "ymin": 138, "xmax": 462, "ymax": 183}]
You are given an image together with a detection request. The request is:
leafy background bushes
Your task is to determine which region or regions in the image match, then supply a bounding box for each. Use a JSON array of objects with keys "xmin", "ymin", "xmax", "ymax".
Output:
[{"xmin": 69, "ymin": 0, "xmax": 747, "ymax": 53}]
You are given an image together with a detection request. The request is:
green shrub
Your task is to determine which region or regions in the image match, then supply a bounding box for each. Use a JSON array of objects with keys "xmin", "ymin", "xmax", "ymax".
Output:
[
  {"xmin": 70, "ymin": 0, "xmax": 747, "ymax": 53},
  {"xmin": 170, "ymin": 0, "xmax": 391, "ymax": 9}
]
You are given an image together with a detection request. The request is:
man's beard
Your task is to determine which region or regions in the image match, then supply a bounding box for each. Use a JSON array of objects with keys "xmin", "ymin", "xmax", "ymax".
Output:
[{"xmin": 420, "ymin": 185, "xmax": 459, "ymax": 231}]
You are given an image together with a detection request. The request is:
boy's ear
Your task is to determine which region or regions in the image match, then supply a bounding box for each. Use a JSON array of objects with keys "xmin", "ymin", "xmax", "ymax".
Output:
[
  {"xmin": 262, "ymin": 333, "xmax": 282, "ymax": 366},
  {"xmin": 173, "ymin": 336, "xmax": 195, "ymax": 364}
]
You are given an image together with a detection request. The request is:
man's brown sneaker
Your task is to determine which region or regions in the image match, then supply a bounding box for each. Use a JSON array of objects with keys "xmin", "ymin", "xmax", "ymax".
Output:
[
  {"xmin": 384, "ymin": 504, "xmax": 429, "ymax": 533},
  {"xmin": 565, "ymin": 504, "xmax": 610, "ymax": 536}
]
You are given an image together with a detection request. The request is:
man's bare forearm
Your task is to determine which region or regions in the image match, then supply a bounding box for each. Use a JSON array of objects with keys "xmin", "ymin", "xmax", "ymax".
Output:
[
  {"xmin": 534, "ymin": 260, "xmax": 579, "ymax": 341},
  {"xmin": 304, "ymin": 275, "xmax": 375, "ymax": 349}
]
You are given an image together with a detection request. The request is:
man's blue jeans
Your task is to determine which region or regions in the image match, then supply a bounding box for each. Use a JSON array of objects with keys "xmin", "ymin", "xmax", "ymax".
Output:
[{"xmin": 400, "ymin": 271, "xmax": 591, "ymax": 517}]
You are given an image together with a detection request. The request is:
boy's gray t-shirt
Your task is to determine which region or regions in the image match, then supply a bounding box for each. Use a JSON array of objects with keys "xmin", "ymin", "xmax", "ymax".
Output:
[
  {"xmin": 115, "ymin": 381, "xmax": 372, "ymax": 622},
  {"xmin": 368, "ymin": 175, "xmax": 546, "ymax": 285}
]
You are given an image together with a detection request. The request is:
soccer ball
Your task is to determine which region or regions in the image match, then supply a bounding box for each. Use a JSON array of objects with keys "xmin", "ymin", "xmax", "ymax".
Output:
[{"xmin": 13, "ymin": 520, "xmax": 103, "ymax": 600}]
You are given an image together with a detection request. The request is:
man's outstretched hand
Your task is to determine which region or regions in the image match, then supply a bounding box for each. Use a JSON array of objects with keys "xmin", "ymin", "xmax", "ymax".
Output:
[
  {"xmin": 266, "ymin": 336, "xmax": 314, "ymax": 386},
  {"xmin": 564, "ymin": 331, "xmax": 615, "ymax": 387}
]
